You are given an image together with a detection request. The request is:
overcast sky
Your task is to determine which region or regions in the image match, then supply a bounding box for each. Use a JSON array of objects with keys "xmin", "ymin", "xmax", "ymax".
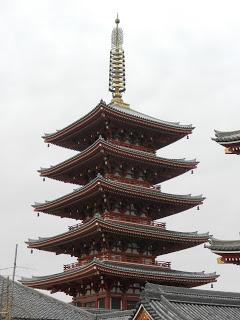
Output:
[{"xmin": 1, "ymin": 0, "xmax": 240, "ymax": 302}]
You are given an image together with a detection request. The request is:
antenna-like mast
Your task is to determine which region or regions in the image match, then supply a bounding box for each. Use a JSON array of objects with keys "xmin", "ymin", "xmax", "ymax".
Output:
[{"xmin": 0, "ymin": 244, "xmax": 18, "ymax": 320}]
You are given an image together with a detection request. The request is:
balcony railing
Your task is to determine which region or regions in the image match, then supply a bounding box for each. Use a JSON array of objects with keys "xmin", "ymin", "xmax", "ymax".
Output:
[
  {"xmin": 67, "ymin": 214, "xmax": 166, "ymax": 231},
  {"xmin": 68, "ymin": 222, "xmax": 83, "ymax": 231},
  {"xmin": 105, "ymin": 174, "xmax": 151, "ymax": 187},
  {"xmin": 63, "ymin": 254, "xmax": 171, "ymax": 271},
  {"xmin": 103, "ymin": 212, "xmax": 166, "ymax": 229},
  {"xmin": 152, "ymin": 221, "xmax": 166, "ymax": 228},
  {"xmin": 108, "ymin": 139, "xmax": 155, "ymax": 154}
]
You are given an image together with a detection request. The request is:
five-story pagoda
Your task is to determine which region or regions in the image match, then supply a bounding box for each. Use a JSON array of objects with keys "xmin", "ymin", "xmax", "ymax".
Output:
[{"xmin": 22, "ymin": 17, "xmax": 217, "ymax": 310}]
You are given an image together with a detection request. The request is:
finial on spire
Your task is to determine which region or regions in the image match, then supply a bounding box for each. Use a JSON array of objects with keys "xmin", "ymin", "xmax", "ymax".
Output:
[
  {"xmin": 115, "ymin": 13, "xmax": 120, "ymax": 25},
  {"xmin": 109, "ymin": 15, "xmax": 129, "ymax": 108}
]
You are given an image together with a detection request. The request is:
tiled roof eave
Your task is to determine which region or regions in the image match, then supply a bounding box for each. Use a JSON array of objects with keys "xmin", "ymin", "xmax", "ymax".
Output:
[
  {"xmin": 21, "ymin": 259, "xmax": 218, "ymax": 288},
  {"xmin": 26, "ymin": 217, "xmax": 209, "ymax": 248},
  {"xmin": 43, "ymin": 102, "xmax": 104, "ymax": 141},
  {"xmin": 33, "ymin": 177, "xmax": 204, "ymax": 211},
  {"xmin": 212, "ymin": 129, "xmax": 240, "ymax": 144},
  {"xmin": 109, "ymin": 104, "xmax": 193, "ymax": 131},
  {"xmin": 43, "ymin": 101, "xmax": 194, "ymax": 143},
  {"xmin": 207, "ymin": 238, "xmax": 240, "ymax": 252},
  {"xmin": 39, "ymin": 139, "xmax": 198, "ymax": 176}
]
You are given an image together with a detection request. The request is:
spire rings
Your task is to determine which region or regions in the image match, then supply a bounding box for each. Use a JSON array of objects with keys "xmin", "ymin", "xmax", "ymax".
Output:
[
  {"xmin": 109, "ymin": 15, "xmax": 129, "ymax": 108},
  {"xmin": 109, "ymin": 50, "xmax": 126, "ymax": 94}
]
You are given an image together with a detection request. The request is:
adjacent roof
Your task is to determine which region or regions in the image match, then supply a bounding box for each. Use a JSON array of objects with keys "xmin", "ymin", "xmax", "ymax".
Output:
[
  {"xmin": 0, "ymin": 275, "xmax": 134, "ymax": 320},
  {"xmin": 0, "ymin": 275, "xmax": 94, "ymax": 320},
  {"xmin": 26, "ymin": 215, "xmax": 209, "ymax": 255},
  {"xmin": 43, "ymin": 101, "xmax": 194, "ymax": 151},
  {"xmin": 8, "ymin": 275, "xmax": 238, "ymax": 320},
  {"xmin": 83, "ymin": 308, "xmax": 134, "ymax": 320},
  {"xmin": 39, "ymin": 138, "xmax": 197, "ymax": 184},
  {"xmin": 206, "ymin": 238, "xmax": 240, "ymax": 253},
  {"xmin": 212, "ymin": 130, "xmax": 240, "ymax": 145},
  {"xmin": 98, "ymin": 309, "xmax": 134, "ymax": 320},
  {"xmin": 33, "ymin": 176, "xmax": 204, "ymax": 218},
  {"xmin": 133, "ymin": 283, "xmax": 240, "ymax": 320},
  {"xmin": 21, "ymin": 258, "xmax": 217, "ymax": 290}
]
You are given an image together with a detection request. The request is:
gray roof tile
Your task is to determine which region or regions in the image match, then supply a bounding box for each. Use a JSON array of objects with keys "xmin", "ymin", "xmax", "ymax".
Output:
[
  {"xmin": 206, "ymin": 238, "xmax": 240, "ymax": 252},
  {"xmin": 39, "ymin": 138, "xmax": 197, "ymax": 174},
  {"xmin": 33, "ymin": 176, "xmax": 204, "ymax": 210},
  {"xmin": 212, "ymin": 130, "xmax": 240, "ymax": 144},
  {"xmin": 133, "ymin": 283, "xmax": 240, "ymax": 320},
  {"xmin": 0, "ymin": 275, "xmax": 94, "ymax": 320},
  {"xmin": 22, "ymin": 259, "xmax": 217, "ymax": 285},
  {"xmin": 27, "ymin": 215, "xmax": 209, "ymax": 246}
]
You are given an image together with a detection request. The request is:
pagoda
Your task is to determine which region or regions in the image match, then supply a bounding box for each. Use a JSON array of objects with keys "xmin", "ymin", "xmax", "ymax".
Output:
[
  {"xmin": 212, "ymin": 130, "xmax": 240, "ymax": 154},
  {"xmin": 21, "ymin": 17, "xmax": 217, "ymax": 310}
]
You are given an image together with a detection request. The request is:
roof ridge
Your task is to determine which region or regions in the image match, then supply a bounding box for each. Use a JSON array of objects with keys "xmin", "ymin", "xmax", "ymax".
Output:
[
  {"xmin": 145, "ymin": 284, "xmax": 240, "ymax": 302},
  {"xmin": 42, "ymin": 101, "xmax": 105, "ymax": 138}
]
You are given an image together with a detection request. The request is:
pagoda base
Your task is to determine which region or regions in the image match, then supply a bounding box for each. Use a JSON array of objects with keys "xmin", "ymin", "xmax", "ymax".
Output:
[
  {"xmin": 21, "ymin": 258, "xmax": 218, "ymax": 310},
  {"xmin": 74, "ymin": 291, "xmax": 138, "ymax": 310}
]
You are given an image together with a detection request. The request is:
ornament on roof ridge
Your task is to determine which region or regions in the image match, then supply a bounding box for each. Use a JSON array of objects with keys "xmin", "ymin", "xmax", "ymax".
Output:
[{"xmin": 109, "ymin": 15, "xmax": 129, "ymax": 108}]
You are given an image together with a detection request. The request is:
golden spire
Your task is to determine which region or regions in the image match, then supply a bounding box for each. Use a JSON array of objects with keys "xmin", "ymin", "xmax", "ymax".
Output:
[{"xmin": 109, "ymin": 15, "xmax": 129, "ymax": 108}]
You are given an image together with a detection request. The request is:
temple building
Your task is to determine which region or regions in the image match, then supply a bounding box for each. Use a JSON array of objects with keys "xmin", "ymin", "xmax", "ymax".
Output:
[
  {"xmin": 21, "ymin": 17, "xmax": 217, "ymax": 310},
  {"xmin": 212, "ymin": 130, "xmax": 240, "ymax": 154},
  {"xmin": 207, "ymin": 129, "xmax": 240, "ymax": 265},
  {"xmin": 132, "ymin": 283, "xmax": 240, "ymax": 320},
  {"xmin": 206, "ymin": 238, "xmax": 240, "ymax": 265}
]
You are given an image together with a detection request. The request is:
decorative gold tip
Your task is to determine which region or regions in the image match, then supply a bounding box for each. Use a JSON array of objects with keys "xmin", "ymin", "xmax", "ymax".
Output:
[
  {"xmin": 217, "ymin": 257, "xmax": 224, "ymax": 264},
  {"xmin": 109, "ymin": 15, "xmax": 129, "ymax": 108},
  {"xmin": 225, "ymin": 147, "xmax": 231, "ymax": 154},
  {"xmin": 111, "ymin": 97, "xmax": 130, "ymax": 108}
]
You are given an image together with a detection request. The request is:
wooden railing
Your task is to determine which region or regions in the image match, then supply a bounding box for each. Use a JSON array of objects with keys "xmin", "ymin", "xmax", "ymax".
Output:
[
  {"xmin": 68, "ymin": 216, "xmax": 152, "ymax": 229},
  {"xmin": 105, "ymin": 174, "xmax": 151, "ymax": 187},
  {"xmin": 67, "ymin": 214, "xmax": 166, "ymax": 230},
  {"xmin": 63, "ymin": 255, "xmax": 171, "ymax": 271},
  {"xmin": 152, "ymin": 221, "xmax": 166, "ymax": 228},
  {"xmin": 108, "ymin": 139, "xmax": 155, "ymax": 154},
  {"xmin": 102, "ymin": 212, "xmax": 151, "ymax": 225},
  {"xmin": 155, "ymin": 260, "xmax": 171, "ymax": 268},
  {"xmin": 68, "ymin": 222, "xmax": 83, "ymax": 231},
  {"xmin": 64, "ymin": 261, "xmax": 80, "ymax": 270},
  {"xmin": 103, "ymin": 212, "xmax": 166, "ymax": 229}
]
